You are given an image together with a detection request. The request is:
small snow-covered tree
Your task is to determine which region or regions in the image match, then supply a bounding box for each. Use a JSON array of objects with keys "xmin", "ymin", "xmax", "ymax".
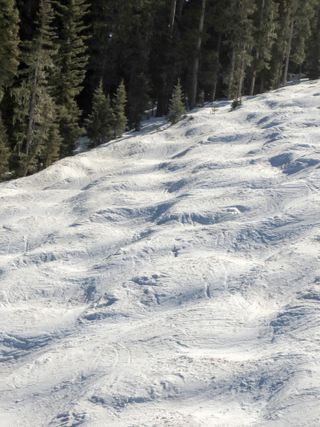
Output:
[
  {"xmin": 113, "ymin": 80, "xmax": 127, "ymax": 138},
  {"xmin": 86, "ymin": 81, "xmax": 114, "ymax": 146},
  {"xmin": 168, "ymin": 79, "xmax": 185, "ymax": 124}
]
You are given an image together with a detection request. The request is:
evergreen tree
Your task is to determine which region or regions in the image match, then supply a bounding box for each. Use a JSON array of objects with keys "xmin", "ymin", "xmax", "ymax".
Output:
[
  {"xmin": 290, "ymin": 0, "xmax": 318, "ymax": 76},
  {"xmin": 118, "ymin": 1, "xmax": 153, "ymax": 129},
  {"xmin": 85, "ymin": 0, "xmax": 115, "ymax": 99},
  {"xmin": 42, "ymin": 104, "xmax": 62, "ymax": 168},
  {"xmin": 226, "ymin": 0, "xmax": 256, "ymax": 100},
  {"xmin": 269, "ymin": 0, "xmax": 290, "ymax": 88},
  {"xmin": 12, "ymin": 0, "xmax": 61, "ymax": 176},
  {"xmin": 150, "ymin": 0, "xmax": 184, "ymax": 116},
  {"xmin": 53, "ymin": 0, "xmax": 90, "ymax": 156},
  {"xmin": 202, "ymin": 0, "xmax": 231, "ymax": 101},
  {"xmin": 0, "ymin": 114, "xmax": 10, "ymax": 180},
  {"xmin": 128, "ymin": 72, "xmax": 150, "ymax": 131},
  {"xmin": 270, "ymin": 0, "xmax": 318, "ymax": 88},
  {"xmin": 86, "ymin": 81, "xmax": 114, "ymax": 147},
  {"xmin": 190, "ymin": 0, "xmax": 207, "ymax": 108},
  {"xmin": 1, "ymin": 0, "xmax": 319, "ymax": 182},
  {"xmin": 113, "ymin": 81, "xmax": 127, "ymax": 138},
  {"xmin": 168, "ymin": 79, "xmax": 185, "ymax": 124},
  {"xmin": 250, "ymin": 0, "xmax": 278, "ymax": 94},
  {"xmin": 0, "ymin": 0, "xmax": 20, "ymax": 100},
  {"xmin": 306, "ymin": 4, "xmax": 320, "ymax": 79}
]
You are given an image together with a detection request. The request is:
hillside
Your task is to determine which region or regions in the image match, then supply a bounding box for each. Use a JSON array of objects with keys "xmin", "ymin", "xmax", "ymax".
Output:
[{"xmin": 0, "ymin": 80, "xmax": 320, "ymax": 427}]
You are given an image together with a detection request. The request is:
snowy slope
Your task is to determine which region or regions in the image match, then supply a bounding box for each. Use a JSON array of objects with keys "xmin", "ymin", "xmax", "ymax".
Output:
[{"xmin": 0, "ymin": 80, "xmax": 320, "ymax": 427}]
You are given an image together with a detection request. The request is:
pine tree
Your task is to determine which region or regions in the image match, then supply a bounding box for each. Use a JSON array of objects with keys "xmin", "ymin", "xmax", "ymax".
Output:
[
  {"xmin": 283, "ymin": 0, "xmax": 302, "ymax": 85},
  {"xmin": 150, "ymin": 0, "xmax": 184, "ymax": 116},
  {"xmin": 290, "ymin": 0, "xmax": 318, "ymax": 76},
  {"xmin": 190, "ymin": 0, "xmax": 207, "ymax": 108},
  {"xmin": 116, "ymin": 1, "xmax": 153, "ymax": 130},
  {"xmin": 202, "ymin": 0, "xmax": 231, "ymax": 101},
  {"xmin": 250, "ymin": 0, "xmax": 278, "ymax": 95},
  {"xmin": 113, "ymin": 81, "xmax": 127, "ymax": 138},
  {"xmin": 85, "ymin": 0, "xmax": 113, "ymax": 94},
  {"xmin": 42, "ymin": 103, "xmax": 62, "ymax": 169},
  {"xmin": 53, "ymin": 0, "xmax": 90, "ymax": 156},
  {"xmin": 226, "ymin": 0, "xmax": 256, "ymax": 100},
  {"xmin": 269, "ymin": 0, "xmax": 290, "ymax": 88},
  {"xmin": 128, "ymin": 72, "xmax": 150, "ymax": 131},
  {"xmin": 306, "ymin": 4, "xmax": 320, "ymax": 79},
  {"xmin": 12, "ymin": 0, "xmax": 61, "ymax": 176},
  {"xmin": 0, "ymin": 114, "xmax": 9, "ymax": 180},
  {"xmin": 2, "ymin": 0, "xmax": 319, "ymax": 183},
  {"xmin": 86, "ymin": 81, "xmax": 114, "ymax": 147},
  {"xmin": 270, "ymin": 0, "xmax": 318, "ymax": 88},
  {"xmin": 168, "ymin": 79, "xmax": 185, "ymax": 124},
  {"xmin": 0, "ymin": 0, "xmax": 20, "ymax": 100}
]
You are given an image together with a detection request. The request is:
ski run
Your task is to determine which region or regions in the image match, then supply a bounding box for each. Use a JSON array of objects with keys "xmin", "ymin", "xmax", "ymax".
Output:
[{"xmin": 1, "ymin": 80, "xmax": 320, "ymax": 426}]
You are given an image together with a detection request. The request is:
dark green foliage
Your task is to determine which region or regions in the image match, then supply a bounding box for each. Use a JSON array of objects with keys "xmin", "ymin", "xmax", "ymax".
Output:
[
  {"xmin": 0, "ymin": 114, "xmax": 10, "ymax": 179},
  {"xmin": 53, "ymin": 0, "xmax": 90, "ymax": 156},
  {"xmin": 250, "ymin": 0, "xmax": 278, "ymax": 94},
  {"xmin": 0, "ymin": 0, "xmax": 20, "ymax": 101},
  {"xmin": 113, "ymin": 81, "xmax": 127, "ymax": 138},
  {"xmin": 226, "ymin": 0, "xmax": 256, "ymax": 100},
  {"xmin": 0, "ymin": 0, "xmax": 319, "ymax": 181},
  {"xmin": 128, "ymin": 72, "xmax": 150, "ymax": 131},
  {"xmin": 168, "ymin": 79, "xmax": 185, "ymax": 124},
  {"xmin": 199, "ymin": 49, "xmax": 220, "ymax": 101},
  {"xmin": 86, "ymin": 81, "xmax": 114, "ymax": 146},
  {"xmin": 231, "ymin": 98, "xmax": 242, "ymax": 110},
  {"xmin": 0, "ymin": 0, "xmax": 19, "ymax": 179},
  {"xmin": 12, "ymin": 0, "xmax": 61, "ymax": 176},
  {"xmin": 43, "ymin": 110, "xmax": 62, "ymax": 169},
  {"xmin": 291, "ymin": 0, "xmax": 318, "ymax": 68},
  {"xmin": 269, "ymin": 0, "xmax": 318, "ymax": 87},
  {"xmin": 306, "ymin": 4, "xmax": 320, "ymax": 79}
]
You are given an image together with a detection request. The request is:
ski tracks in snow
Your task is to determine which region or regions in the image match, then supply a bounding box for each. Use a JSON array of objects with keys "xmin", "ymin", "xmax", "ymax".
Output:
[{"xmin": 0, "ymin": 80, "xmax": 320, "ymax": 426}]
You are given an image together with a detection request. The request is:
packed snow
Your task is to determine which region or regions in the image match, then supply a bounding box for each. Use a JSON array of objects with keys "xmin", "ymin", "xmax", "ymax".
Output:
[{"xmin": 1, "ymin": 80, "xmax": 320, "ymax": 427}]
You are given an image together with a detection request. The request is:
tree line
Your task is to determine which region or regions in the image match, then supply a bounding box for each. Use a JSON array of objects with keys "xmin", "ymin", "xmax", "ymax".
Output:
[{"xmin": 0, "ymin": 0, "xmax": 320, "ymax": 180}]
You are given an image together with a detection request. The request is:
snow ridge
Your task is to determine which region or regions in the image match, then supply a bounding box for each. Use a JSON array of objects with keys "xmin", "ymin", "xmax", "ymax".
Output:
[{"xmin": 0, "ymin": 80, "xmax": 320, "ymax": 426}]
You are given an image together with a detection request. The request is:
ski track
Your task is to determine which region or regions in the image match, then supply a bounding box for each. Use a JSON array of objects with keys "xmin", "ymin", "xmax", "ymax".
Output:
[{"xmin": 0, "ymin": 80, "xmax": 320, "ymax": 426}]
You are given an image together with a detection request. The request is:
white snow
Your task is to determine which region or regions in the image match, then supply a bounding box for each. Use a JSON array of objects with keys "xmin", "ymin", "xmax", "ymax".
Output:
[{"xmin": 1, "ymin": 80, "xmax": 320, "ymax": 426}]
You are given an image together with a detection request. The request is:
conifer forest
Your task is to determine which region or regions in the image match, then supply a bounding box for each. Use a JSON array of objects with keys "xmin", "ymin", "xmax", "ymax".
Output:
[{"xmin": 0, "ymin": 0, "xmax": 320, "ymax": 180}]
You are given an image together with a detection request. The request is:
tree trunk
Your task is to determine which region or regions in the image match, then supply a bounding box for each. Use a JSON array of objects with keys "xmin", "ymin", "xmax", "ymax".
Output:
[
  {"xmin": 212, "ymin": 33, "xmax": 222, "ymax": 101},
  {"xmin": 228, "ymin": 47, "xmax": 236, "ymax": 99},
  {"xmin": 190, "ymin": 0, "xmax": 207, "ymax": 108},
  {"xmin": 25, "ymin": 62, "xmax": 40, "ymax": 159},
  {"xmin": 259, "ymin": 76, "xmax": 265, "ymax": 93},
  {"xmin": 237, "ymin": 48, "xmax": 246, "ymax": 99},
  {"xmin": 177, "ymin": 0, "xmax": 185, "ymax": 19},
  {"xmin": 169, "ymin": 0, "xmax": 177, "ymax": 35},
  {"xmin": 250, "ymin": 68, "xmax": 257, "ymax": 96},
  {"xmin": 283, "ymin": 16, "xmax": 294, "ymax": 85},
  {"xmin": 156, "ymin": 0, "xmax": 181, "ymax": 116},
  {"xmin": 250, "ymin": 0, "xmax": 266, "ymax": 95}
]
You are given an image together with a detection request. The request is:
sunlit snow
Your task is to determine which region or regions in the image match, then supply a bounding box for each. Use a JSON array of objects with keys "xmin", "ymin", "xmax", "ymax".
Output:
[{"xmin": 1, "ymin": 80, "xmax": 320, "ymax": 426}]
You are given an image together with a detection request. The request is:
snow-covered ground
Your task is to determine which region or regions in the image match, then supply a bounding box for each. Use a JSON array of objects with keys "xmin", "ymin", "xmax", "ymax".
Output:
[{"xmin": 1, "ymin": 80, "xmax": 320, "ymax": 427}]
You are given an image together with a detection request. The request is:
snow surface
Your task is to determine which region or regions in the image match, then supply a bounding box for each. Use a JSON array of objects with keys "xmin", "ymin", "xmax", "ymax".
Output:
[{"xmin": 1, "ymin": 80, "xmax": 320, "ymax": 427}]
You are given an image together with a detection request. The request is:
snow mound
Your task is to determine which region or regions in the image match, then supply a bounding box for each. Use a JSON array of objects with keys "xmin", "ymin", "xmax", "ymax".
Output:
[{"xmin": 0, "ymin": 80, "xmax": 320, "ymax": 426}]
